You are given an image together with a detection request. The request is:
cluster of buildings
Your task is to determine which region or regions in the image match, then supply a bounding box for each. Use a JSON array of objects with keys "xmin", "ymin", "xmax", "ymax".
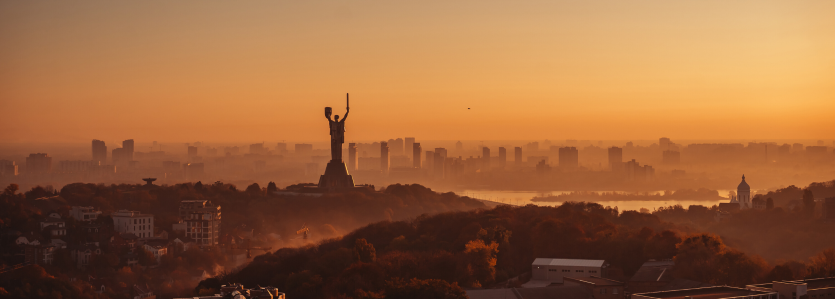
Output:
[{"xmin": 2, "ymin": 191, "xmax": 229, "ymax": 299}]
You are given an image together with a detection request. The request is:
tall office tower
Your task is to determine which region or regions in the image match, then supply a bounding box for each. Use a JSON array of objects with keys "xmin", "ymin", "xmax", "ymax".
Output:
[
  {"xmin": 498, "ymin": 147, "xmax": 507, "ymax": 169},
  {"xmin": 405, "ymin": 138, "xmax": 415, "ymax": 158},
  {"xmin": 659, "ymin": 137, "xmax": 671, "ymax": 151},
  {"xmin": 433, "ymin": 152, "xmax": 444, "ymax": 178},
  {"xmin": 187, "ymin": 146, "xmax": 198, "ymax": 158},
  {"xmin": 413, "ymin": 143, "xmax": 422, "ymax": 168},
  {"xmin": 662, "ymin": 150, "xmax": 681, "ymax": 164},
  {"xmin": 425, "ymin": 151, "xmax": 435, "ymax": 171},
  {"xmin": 515, "ymin": 147, "xmax": 523, "ymax": 165},
  {"xmin": 394, "ymin": 138, "xmax": 404, "ymax": 155},
  {"xmin": 380, "ymin": 142, "xmax": 389, "ymax": 173},
  {"xmin": 434, "ymin": 148, "xmax": 448, "ymax": 160},
  {"xmin": 275, "ymin": 142, "xmax": 288, "ymax": 153},
  {"xmin": 558, "ymin": 147, "xmax": 579, "ymax": 169},
  {"xmin": 348, "ymin": 143, "xmax": 357, "ymax": 171},
  {"xmin": 26, "ymin": 153, "xmax": 53, "ymax": 174},
  {"xmin": 608, "ymin": 147, "xmax": 623, "ymax": 170},
  {"xmin": 482, "ymin": 147, "xmax": 491, "ymax": 170},
  {"xmin": 92, "ymin": 140, "xmax": 107, "ymax": 164},
  {"xmin": 122, "ymin": 139, "xmax": 135, "ymax": 161},
  {"xmin": 455, "ymin": 141, "xmax": 463, "ymax": 151}
]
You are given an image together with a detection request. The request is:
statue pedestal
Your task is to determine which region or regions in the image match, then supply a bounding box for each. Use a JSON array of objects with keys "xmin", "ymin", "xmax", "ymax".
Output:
[{"xmin": 318, "ymin": 160, "xmax": 355, "ymax": 192}]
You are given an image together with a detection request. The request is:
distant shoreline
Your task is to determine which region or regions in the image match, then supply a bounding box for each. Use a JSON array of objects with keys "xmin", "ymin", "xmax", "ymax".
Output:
[{"xmin": 530, "ymin": 189, "xmax": 727, "ymax": 202}]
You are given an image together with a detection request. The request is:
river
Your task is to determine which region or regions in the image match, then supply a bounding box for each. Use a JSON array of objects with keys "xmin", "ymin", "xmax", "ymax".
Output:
[{"xmin": 454, "ymin": 190, "xmax": 730, "ymax": 212}]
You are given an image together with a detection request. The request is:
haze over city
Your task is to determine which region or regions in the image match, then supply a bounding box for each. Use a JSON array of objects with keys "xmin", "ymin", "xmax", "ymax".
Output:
[{"xmin": 1, "ymin": 1, "xmax": 835, "ymax": 299}]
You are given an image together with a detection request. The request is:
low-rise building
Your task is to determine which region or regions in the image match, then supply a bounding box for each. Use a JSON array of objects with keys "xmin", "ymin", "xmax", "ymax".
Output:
[
  {"xmin": 531, "ymin": 258, "xmax": 608, "ymax": 283},
  {"xmin": 174, "ymin": 284, "xmax": 284, "ymax": 299},
  {"xmin": 71, "ymin": 206, "xmax": 102, "ymax": 222},
  {"xmin": 143, "ymin": 240, "xmax": 168, "ymax": 263},
  {"xmin": 628, "ymin": 260, "xmax": 712, "ymax": 294},
  {"xmin": 748, "ymin": 277, "xmax": 835, "ymax": 299},
  {"xmin": 72, "ymin": 243, "xmax": 102, "ymax": 269},
  {"xmin": 40, "ymin": 213, "xmax": 65, "ymax": 231},
  {"xmin": 633, "ymin": 286, "xmax": 776, "ymax": 299}
]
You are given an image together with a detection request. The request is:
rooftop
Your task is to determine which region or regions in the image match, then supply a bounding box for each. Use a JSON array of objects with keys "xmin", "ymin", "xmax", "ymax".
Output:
[
  {"xmin": 533, "ymin": 258, "xmax": 606, "ymax": 268},
  {"xmin": 566, "ymin": 276, "xmax": 623, "ymax": 286},
  {"xmin": 750, "ymin": 277, "xmax": 835, "ymax": 290},
  {"xmin": 631, "ymin": 260, "xmax": 675, "ymax": 282},
  {"xmin": 635, "ymin": 286, "xmax": 772, "ymax": 299}
]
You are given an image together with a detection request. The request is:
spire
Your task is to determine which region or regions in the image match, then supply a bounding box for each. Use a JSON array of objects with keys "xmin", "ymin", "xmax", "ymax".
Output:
[{"xmin": 742, "ymin": 174, "xmax": 745, "ymax": 181}]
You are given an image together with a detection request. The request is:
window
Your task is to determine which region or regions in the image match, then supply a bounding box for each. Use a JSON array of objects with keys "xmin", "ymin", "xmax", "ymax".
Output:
[
  {"xmin": 563, "ymin": 269, "xmax": 570, "ymax": 273},
  {"xmin": 600, "ymin": 288, "xmax": 607, "ymax": 295},
  {"xmin": 613, "ymin": 289, "xmax": 619, "ymax": 295},
  {"xmin": 549, "ymin": 269, "xmax": 557, "ymax": 272},
  {"xmin": 576, "ymin": 270, "xmax": 584, "ymax": 272}
]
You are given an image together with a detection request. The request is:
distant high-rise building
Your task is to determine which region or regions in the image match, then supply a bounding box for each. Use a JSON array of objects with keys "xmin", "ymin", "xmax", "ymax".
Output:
[
  {"xmin": 455, "ymin": 141, "xmax": 463, "ymax": 151},
  {"xmin": 626, "ymin": 141, "xmax": 634, "ymax": 148},
  {"xmin": 659, "ymin": 137, "xmax": 671, "ymax": 151},
  {"xmin": 434, "ymin": 148, "xmax": 448, "ymax": 160},
  {"xmin": 498, "ymin": 147, "xmax": 507, "ymax": 169},
  {"xmin": 183, "ymin": 163, "xmax": 205, "ymax": 180},
  {"xmin": 381, "ymin": 142, "xmax": 389, "ymax": 173},
  {"xmin": 413, "ymin": 143, "xmax": 422, "ymax": 168},
  {"xmin": 122, "ymin": 139, "xmax": 134, "ymax": 161},
  {"xmin": 608, "ymin": 147, "xmax": 622, "ymax": 170},
  {"xmin": 662, "ymin": 150, "xmax": 681, "ymax": 164},
  {"xmin": 249, "ymin": 143, "xmax": 266, "ymax": 155},
  {"xmin": 387, "ymin": 138, "xmax": 404, "ymax": 156},
  {"xmin": 526, "ymin": 142, "xmax": 539, "ymax": 152},
  {"xmin": 792, "ymin": 143, "xmax": 804, "ymax": 153},
  {"xmin": 295, "ymin": 144, "xmax": 313, "ymax": 155},
  {"xmin": 482, "ymin": 147, "xmax": 491, "ymax": 170},
  {"xmin": 187, "ymin": 146, "xmax": 198, "ymax": 158},
  {"xmin": 558, "ymin": 147, "xmax": 579, "ymax": 169},
  {"xmin": 818, "ymin": 140, "xmax": 825, "ymax": 146},
  {"xmin": 425, "ymin": 151, "xmax": 434, "ymax": 171},
  {"xmin": 405, "ymin": 138, "xmax": 415, "ymax": 158},
  {"xmin": 433, "ymin": 152, "xmax": 444, "ymax": 178},
  {"xmin": 112, "ymin": 148, "xmax": 129, "ymax": 165},
  {"xmin": 515, "ymin": 147, "xmax": 523, "ymax": 165},
  {"xmin": 276, "ymin": 142, "xmax": 288, "ymax": 153},
  {"xmin": 348, "ymin": 143, "xmax": 357, "ymax": 171},
  {"xmin": 26, "ymin": 153, "xmax": 52, "ymax": 174},
  {"xmin": 92, "ymin": 139, "xmax": 107, "ymax": 164},
  {"xmin": 0, "ymin": 160, "xmax": 18, "ymax": 177}
]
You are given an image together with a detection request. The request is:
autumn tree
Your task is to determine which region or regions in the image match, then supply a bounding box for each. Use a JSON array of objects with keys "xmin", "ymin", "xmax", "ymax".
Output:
[
  {"xmin": 246, "ymin": 183, "xmax": 262, "ymax": 195},
  {"xmin": 353, "ymin": 238, "xmax": 377, "ymax": 263},
  {"xmin": 766, "ymin": 197, "xmax": 774, "ymax": 210},
  {"xmin": 807, "ymin": 248, "xmax": 835, "ymax": 278},
  {"xmin": 460, "ymin": 239, "xmax": 499, "ymax": 287},
  {"xmin": 267, "ymin": 182, "xmax": 278, "ymax": 193}
]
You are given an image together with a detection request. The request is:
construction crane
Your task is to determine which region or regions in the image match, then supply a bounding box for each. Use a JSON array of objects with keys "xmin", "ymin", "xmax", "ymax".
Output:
[
  {"xmin": 240, "ymin": 238, "xmax": 272, "ymax": 258},
  {"xmin": 296, "ymin": 224, "xmax": 310, "ymax": 240}
]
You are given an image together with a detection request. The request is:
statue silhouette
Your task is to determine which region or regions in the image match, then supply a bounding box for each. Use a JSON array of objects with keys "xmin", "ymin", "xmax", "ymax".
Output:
[{"xmin": 325, "ymin": 94, "xmax": 349, "ymax": 162}]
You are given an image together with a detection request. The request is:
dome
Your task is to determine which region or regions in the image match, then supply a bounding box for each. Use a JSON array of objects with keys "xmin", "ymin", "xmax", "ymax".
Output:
[{"xmin": 737, "ymin": 175, "xmax": 750, "ymax": 191}]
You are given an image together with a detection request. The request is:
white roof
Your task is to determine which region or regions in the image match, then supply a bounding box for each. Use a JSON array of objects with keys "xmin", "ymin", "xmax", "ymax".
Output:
[{"xmin": 532, "ymin": 258, "xmax": 606, "ymax": 267}]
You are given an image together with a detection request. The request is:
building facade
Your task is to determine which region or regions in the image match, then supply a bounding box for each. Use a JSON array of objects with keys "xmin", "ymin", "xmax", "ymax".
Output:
[
  {"xmin": 112, "ymin": 210, "xmax": 154, "ymax": 238},
  {"xmin": 532, "ymin": 258, "xmax": 608, "ymax": 283}
]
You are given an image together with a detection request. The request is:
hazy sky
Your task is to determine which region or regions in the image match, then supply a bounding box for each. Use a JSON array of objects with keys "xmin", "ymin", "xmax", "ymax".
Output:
[{"xmin": 1, "ymin": 0, "xmax": 833, "ymax": 143}]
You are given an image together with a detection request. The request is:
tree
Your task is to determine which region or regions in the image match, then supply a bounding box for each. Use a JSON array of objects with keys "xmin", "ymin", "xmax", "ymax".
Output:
[
  {"xmin": 137, "ymin": 247, "xmax": 157, "ymax": 266},
  {"xmin": 462, "ymin": 239, "xmax": 499, "ymax": 287},
  {"xmin": 3, "ymin": 184, "xmax": 19, "ymax": 196},
  {"xmin": 384, "ymin": 278, "xmax": 467, "ymax": 299},
  {"xmin": 267, "ymin": 182, "xmax": 278, "ymax": 193},
  {"xmin": 802, "ymin": 189, "xmax": 816, "ymax": 216},
  {"xmin": 807, "ymin": 248, "xmax": 835, "ymax": 278},
  {"xmin": 766, "ymin": 198, "xmax": 774, "ymax": 210},
  {"xmin": 354, "ymin": 238, "xmax": 377, "ymax": 263},
  {"xmin": 246, "ymin": 183, "xmax": 261, "ymax": 195}
]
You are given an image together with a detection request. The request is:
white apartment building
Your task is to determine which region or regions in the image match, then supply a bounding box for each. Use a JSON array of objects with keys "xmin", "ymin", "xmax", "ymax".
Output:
[{"xmin": 112, "ymin": 210, "xmax": 154, "ymax": 239}]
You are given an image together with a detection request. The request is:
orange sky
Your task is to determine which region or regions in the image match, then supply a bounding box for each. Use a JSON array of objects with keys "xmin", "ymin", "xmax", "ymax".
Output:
[{"xmin": 1, "ymin": 0, "xmax": 833, "ymax": 143}]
